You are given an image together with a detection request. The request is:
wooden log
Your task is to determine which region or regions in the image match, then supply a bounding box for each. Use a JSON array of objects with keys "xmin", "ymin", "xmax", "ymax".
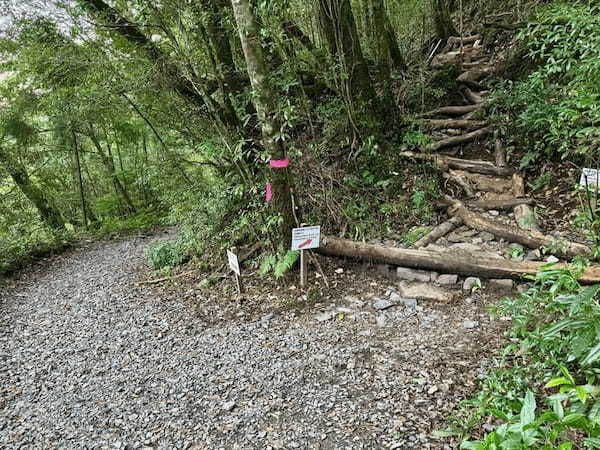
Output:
[
  {"xmin": 399, "ymin": 151, "xmax": 513, "ymax": 177},
  {"xmin": 452, "ymin": 170, "xmax": 512, "ymax": 194},
  {"xmin": 494, "ymin": 130, "xmax": 506, "ymax": 167},
  {"xmin": 419, "ymin": 104, "xmax": 482, "ymax": 118},
  {"xmin": 459, "ymin": 79, "xmax": 485, "ymax": 91},
  {"xmin": 317, "ymin": 236, "xmax": 600, "ymax": 283},
  {"xmin": 418, "ymin": 119, "xmax": 488, "ymax": 130},
  {"xmin": 460, "ymin": 86, "xmax": 484, "ymax": 104},
  {"xmin": 448, "ymin": 34, "xmax": 481, "ymax": 47},
  {"xmin": 457, "ymin": 69, "xmax": 491, "ymax": 83},
  {"xmin": 447, "ymin": 199, "xmax": 589, "ymax": 258},
  {"xmin": 413, "ymin": 217, "xmax": 463, "ymax": 248},
  {"xmin": 466, "ymin": 198, "xmax": 533, "ymax": 211},
  {"xmin": 426, "ymin": 126, "xmax": 494, "ymax": 152},
  {"xmin": 511, "ymin": 174, "xmax": 540, "ymax": 232}
]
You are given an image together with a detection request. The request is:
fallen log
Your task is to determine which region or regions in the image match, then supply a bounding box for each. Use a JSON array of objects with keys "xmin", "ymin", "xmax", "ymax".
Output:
[
  {"xmin": 419, "ymin": 104, "xmax": 482, "ymax": 118},
  {"xmin": 451, "ymin": 170, "xmax": 512, "ymax": 194},
  {"xmin": 413, "ymin": 217, "xmax": 463, "ymax": 248},
  {"xmin": 447, "ymin": 199, "xmax": 589, "ymax": 258},
  {"xmin": 457, "ymin": 69, "xmax": 491, "ymax": 83},
  {"xmin": 448, "ymin": 34, "xmax": 481, "ymax": 47},
  {"xmin": 317, "ymin": 236, "xmax": 600, "ymax": 283},
  {"xmin": 399, "ymin": 151, "xmax": 513, "ymax": 177},
  {"xmin": 426, "ymin": 126, "xmax": 494, "ymax": 152},
  {"xmin": 418, "ymin": 119, "xmax": 488, "ymax": 130}
]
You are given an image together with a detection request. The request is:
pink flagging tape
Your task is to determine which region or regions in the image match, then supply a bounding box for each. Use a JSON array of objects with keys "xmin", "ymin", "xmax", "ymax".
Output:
[
  {"xmin": 265, "ymin": 182, "xmax": 273, "ymax": 202},
  {"xmin": 269, "ymin": 158, "xmax": 290, "ymax": 168}
]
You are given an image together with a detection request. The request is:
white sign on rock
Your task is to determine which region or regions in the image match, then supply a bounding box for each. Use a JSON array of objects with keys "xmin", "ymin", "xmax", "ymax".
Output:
[
  {"xmin": 580, "ymin": 168, "xmax": 600, "ymax": 189},
  {"xmin": 291, "ymin": 226, "xmax": 321, "ymax": 251},
  {"xmin": 227, "ymin": 249, "xmax": 240, "ymax": 276}
]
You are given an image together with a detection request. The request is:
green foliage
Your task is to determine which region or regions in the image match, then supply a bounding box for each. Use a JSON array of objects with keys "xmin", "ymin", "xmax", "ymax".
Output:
[
  {"xmin": 492, "ymin": 1, "xmax": 600, "ymax": 163},
  {"xmin": 259, "ymin": 250, "xmax": 299, "ymax": 279},
  {"xmin": 452, "ymin": 262, "xmax": 600, "ymax": 448},
  {"xmin": 145, "ymin": 237, "xmax": 192, "ymax": 270},
  {"xmin": 401, "ymin": 226, "xmax": 431, "ymax": 247}
]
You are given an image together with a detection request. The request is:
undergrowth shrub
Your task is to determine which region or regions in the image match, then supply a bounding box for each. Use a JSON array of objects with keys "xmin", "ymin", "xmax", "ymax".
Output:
[
  {"xmin": 145, "ymin": 237, "xmax": 191, "ymax": 270},
  {"xmin": 492, "ymin": 0, "xmax": 600, "ymax": 167},
  {"xmin": 444, "ymin": 261, "xmax": 600, "ymax": 449}
]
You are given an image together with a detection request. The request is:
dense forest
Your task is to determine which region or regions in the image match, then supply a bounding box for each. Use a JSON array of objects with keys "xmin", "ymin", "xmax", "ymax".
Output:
[{"xmin": 3, "ymin": 0, "xmax": 600, "ymax": 447}]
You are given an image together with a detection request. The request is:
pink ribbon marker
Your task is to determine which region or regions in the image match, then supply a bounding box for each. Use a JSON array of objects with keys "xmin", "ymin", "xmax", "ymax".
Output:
[
  {"xmin": 269, "ymin": 158, "xmax": 290, "ymax": 168},
  {"xmin": 265, "ymin": 182, "xmax": 273, "ymax": 202}
]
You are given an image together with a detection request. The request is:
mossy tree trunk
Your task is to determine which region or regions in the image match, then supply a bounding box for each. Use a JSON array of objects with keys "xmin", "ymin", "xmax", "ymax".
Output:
[
  {"xmin": 0, "ymin": 145, "xmax": 64, "ymax": 229},
  {"xmin": 230, "ymin": 0, "xmax": 294, "ymax": 246},
  {"xmin": 371, "ymin": 0, "xmax": 406, "ymax": 77}
]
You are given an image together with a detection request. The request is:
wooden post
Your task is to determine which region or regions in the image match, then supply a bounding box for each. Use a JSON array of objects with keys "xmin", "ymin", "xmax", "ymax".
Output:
[{"xmin": 300, "ymin": 223, "xmax": 308, "ymax": 288}]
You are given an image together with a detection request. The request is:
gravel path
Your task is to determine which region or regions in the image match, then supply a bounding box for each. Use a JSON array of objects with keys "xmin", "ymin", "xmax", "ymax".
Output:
[{"xmin": 0, "ymin": 236, "xmax": 502, "ymax": 449}]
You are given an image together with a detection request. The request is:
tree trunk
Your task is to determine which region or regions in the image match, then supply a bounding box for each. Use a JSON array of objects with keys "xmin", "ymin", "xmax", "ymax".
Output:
[
  {"xmin": 230, "ymin": 0, "xmax": 294, "ymax": 245},
  {"xmin": 71, "ymin": 131, "xmax": 96, "ymax": 227},
  {"xmin": 317, "ymin": 0, "xmax": 377, "ymax": 105},
  {"xmin": 432, "ymin": 0, "xmax": 458, "ymax": 40},
  {"xmin": 371, "ymin": 0, "xmax": 406, "ymax": 74},
  {"xmin": 316, "ymin": 235, "xmax": 600, "ymax": 284},
  {"xmin": 88, "ymin": 126, "xmax": 137, "ymax": 215},
  {"xmin": 0, "ymin": 145, "xmax": 64, "ymax": 229}
]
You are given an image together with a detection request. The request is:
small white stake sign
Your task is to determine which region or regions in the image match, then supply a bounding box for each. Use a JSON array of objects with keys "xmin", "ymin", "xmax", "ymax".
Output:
[
  {"xmin": 291, "ymin": 226, "xmax": 321, "ymax": 251},
  {"xmin": 227, "ymin": 249, "xmax": 240, "ymax": 276},
  {"xmin": 580, "ymin": 168, "xmax": 600, "ymax": 189}
]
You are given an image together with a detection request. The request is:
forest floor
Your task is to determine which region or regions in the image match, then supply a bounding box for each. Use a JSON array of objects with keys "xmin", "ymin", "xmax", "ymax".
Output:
[{"xmin": 0, "ymin": 231, "xmax": 513, "ymax": 449}]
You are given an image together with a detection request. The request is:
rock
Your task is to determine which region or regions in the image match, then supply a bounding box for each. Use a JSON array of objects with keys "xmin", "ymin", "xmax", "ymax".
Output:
[
  {"xmin": 489, "ymin": 210, "xmax": 500, "ymax": 216},
  {"xmin": 489, "ymin": 279, "xmax": 514, "ymax": 289},
  {"xmin": 471, "ymin": 237, "xmax": 484, "ymax": 244},
  {"xmin": 335, "ymin": 268, "xmax": 344, "ymax": 274},
  {"xmin": 398, "ymin": 282, "xmax": 457, "ymax": 302},
  {"xmin": 525, "ymin": 249, "xmax": 542, "ymax": 261},
  {"xmin": 373, "ymin": 298, "xmax": 394, "ymax": 311},
  {"xmin": 479, "ymin": 231, "xmax": 495, "ymax": 242},
  {"xmin": 547, "ymin": 255, "xmax": 560, "ymax": 263},
  {"xmin": 315, "ymin": 312, "xmax": 335, "ymax": 322},
  {"xmin": 222, "ymin": 401, "xmax": 236, "ymax": 411},
  {"xmin": 390, "ymin": 292, "xmax": 418, "ymax": 308},
  {"xmin": 463, "ymin": 277, "xmax": 481, "ymax": 291},
  {"xmin": 462, "ymin": 321, "xmax": 480, "ymax": 329},
  {"xmin": 436, "ymin": 274, "xmax": 458, "ymax": 286},
  {"xmin": 396, "ymin": 267, "xmax": 432, "ymax": 282},
  {"xmin": 376, "ymin": 315, "xmax": 387, "ymax": 327},
  {"xmin": 427, "ymin": 385, "xmax": 439, "ymax": 395}
]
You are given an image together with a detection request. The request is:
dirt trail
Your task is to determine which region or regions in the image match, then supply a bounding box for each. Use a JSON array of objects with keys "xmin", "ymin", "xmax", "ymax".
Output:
[{"xmin": 0, "ymin": 234, "xmax": 507, "ymax": 449}]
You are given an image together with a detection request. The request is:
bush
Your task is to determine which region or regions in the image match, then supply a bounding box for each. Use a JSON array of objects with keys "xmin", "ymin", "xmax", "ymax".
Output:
[{"xmin": 145, "ymin": 238, "xmax": 192, "ymax": 270}]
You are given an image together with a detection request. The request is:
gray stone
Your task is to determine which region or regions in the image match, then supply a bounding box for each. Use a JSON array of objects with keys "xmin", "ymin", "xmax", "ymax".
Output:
[
  {"xmin": 222, "ymin": 401, "xmax": 236, "ymax": 411},
  {"xmin": 462, "ymin": 321, "xmax": 480, "ymax": 329},
  {"xmin": 471, "ymin": 237, "xmax": 484, "ymax": 245},
  {"xmin": 315, "ymin": 312, "xmax": 335, "ymax": 322},
  {"xmin": 489, "ymin": 279, "xmax": 514, "ymax": 289},
  {"xmin": 525, "ymin": 249, "xmax": 542, "ymax": 261},
  {"xmin": 450, "ymin": 243, "xmax": 482, "ymax": 253},
  {"xmin": 396, "ymin": 267, "xmax": 432, "ymax": 282},
  {"xmin": 547, "ymin": 255, "xmax": 560, "ymax": 263},
  {"xmin": 398, "ymin": 282, "xmax": 457, "ymax": 302},
  {"xmin": 373, "ymin": 298, "xmax": 394, "ymax": 311},
  {"xmin": 389, "ymin": 292, "xmax": 418, "ymax": 308},
  {"xmin": 376, "ymin": 314, "xmax": 387, "ymax": 327},
  {"xmin": 436, "ymin": 274, "xmax": 458, "ymax": 286},
  {"xmin": 479, "ymin": 232, "xmax": 495, "ymax": 242},
  {"xmin": 489, "ymin": 210, "xmax": 500, "ymax": 216},
  {"xmin": 463, "ymin": 277, "xmax": 481, "ymax": 291}
]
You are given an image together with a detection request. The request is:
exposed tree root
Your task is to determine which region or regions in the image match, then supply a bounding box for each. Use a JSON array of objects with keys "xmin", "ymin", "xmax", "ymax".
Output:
[
  {"xmin": 413, "ymin": 217, "xmax": 463, "ymax": 248},
  {"xmin": 399, "ymin": 151, "xmax": 513, "ymax": 177},
  {"xmin": 447, "ymin": 199, "xmax": 589, "ymax": 258},
  {"xmin": 426, "ymin": 126, "xmax": 494, "ymax": 152},
  {"xmin": 419, "ymin": 104, "xmax": 483, "ymax": 118},
  {"xmin": 418, "ymin": 119, "xmax": 488, "ymax": 130}
]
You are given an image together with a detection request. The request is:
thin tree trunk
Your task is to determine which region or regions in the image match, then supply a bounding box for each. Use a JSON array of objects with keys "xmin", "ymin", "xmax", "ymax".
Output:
[
  {"xmin": 71, "ymin": 131, "xmax": 95, "ymax": 227},
  {"xmin": 88, "ymin": 126, "xmax": 137, "ymax": 214},
  {"xmin": 317, "ymin": 0, "xmax": 377, "ymax": 105},
  {"xmin": 371, "ymin": 0, "xmax": 406, "ymax": 74},
  {"xmin": 432, "ymin": 0, "xmax": 458, "ymax": 40},
  {"xmin": 231, "ymin": 0, "xmax": 294, "ymax": 245},
  {"xmin": 0, "ymin": 145, "xmax": 64, "ymax": 229}
]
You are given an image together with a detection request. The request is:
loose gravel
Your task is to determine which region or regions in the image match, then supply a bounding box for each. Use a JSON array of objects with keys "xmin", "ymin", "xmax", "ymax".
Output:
[{"xmin": 0, "ymin": 236, "xmax": 504, "ymax": 449}]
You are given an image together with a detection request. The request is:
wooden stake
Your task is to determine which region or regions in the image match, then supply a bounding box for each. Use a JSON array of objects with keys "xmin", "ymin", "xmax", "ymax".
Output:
[
  {"xmin": 300, "ymin": 223, "xmax": 308, "ymax": 288},
  {"xmin": 230, "ymin": 247, "xmax": 243, "ymax": 294}
]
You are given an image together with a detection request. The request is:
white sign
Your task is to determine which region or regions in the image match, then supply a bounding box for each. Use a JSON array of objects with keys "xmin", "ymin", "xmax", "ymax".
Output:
[
  {"xmin": 227, "ymin": 249, "xmax": 240, "ymax": 276},
  {"xmin": 291, "ymin": 226, "xmax": 321, "ymax": 251},
  {"xmin": 580, "ymin": 168, "xmax": 600, "ymax": 189}
]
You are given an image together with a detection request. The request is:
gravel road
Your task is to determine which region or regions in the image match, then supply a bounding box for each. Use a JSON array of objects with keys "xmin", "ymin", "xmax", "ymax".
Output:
[{"xmin": 0, "ymin": 235, "xmax": 502, "ymax": 449}]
